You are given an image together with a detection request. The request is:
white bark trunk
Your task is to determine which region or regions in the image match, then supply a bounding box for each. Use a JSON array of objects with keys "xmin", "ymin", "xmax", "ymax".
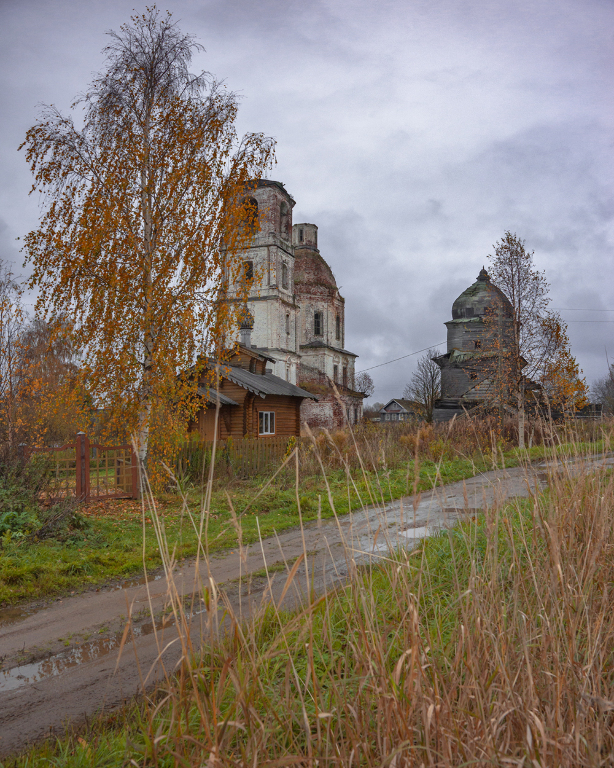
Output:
[
  {"xmin": 517, "ymin": 387, "xmax": 525, "ymax": 449},
  {"xmin": 137, "ymin": 107, "xmax": 154, "ymax": 479},
  {"xmin": 137, "ymin": 396, "xmax": 152, "ymax": 465}
]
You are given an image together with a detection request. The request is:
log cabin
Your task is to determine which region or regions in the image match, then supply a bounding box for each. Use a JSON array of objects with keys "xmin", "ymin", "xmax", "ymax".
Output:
[{"xmin": 189, "ymin": 344, "xmax": 317, "ymax": 441}]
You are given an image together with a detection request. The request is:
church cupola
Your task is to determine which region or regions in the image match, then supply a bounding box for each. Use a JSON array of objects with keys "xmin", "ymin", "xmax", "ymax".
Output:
[{"xmin": 292, "ymin": 223, "xmax": 318, "ymax": 249}]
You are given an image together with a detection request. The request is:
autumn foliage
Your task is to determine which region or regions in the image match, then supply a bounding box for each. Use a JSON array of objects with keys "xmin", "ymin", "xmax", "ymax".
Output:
[
  {"xmin": 20, "ymin": 8, "xmax": 274, "ymax": 471},
  {"xmin": 485, "ymin": 231, "xmax": 588, "ymax": 439}
]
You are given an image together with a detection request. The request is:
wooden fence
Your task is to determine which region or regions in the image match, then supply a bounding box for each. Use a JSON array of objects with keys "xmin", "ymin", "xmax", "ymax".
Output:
[
  {"xmin": 176, "ymin": 435, "xmax": 293, "ymax": 480},
  {"xmin": 29, "ymin": 432, "xmax": 138, "ymax": 502}
]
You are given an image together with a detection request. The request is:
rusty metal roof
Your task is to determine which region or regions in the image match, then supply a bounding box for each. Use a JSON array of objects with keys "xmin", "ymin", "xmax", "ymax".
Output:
[{"xmin": 222, "ymin": 366, "xmax": 317, "ymax": 400}]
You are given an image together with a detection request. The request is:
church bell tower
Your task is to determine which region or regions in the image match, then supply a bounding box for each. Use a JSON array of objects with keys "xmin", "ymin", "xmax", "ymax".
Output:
[{"xmin": 237, "ymin": 180, "xmax": 301, "ymax": 383}]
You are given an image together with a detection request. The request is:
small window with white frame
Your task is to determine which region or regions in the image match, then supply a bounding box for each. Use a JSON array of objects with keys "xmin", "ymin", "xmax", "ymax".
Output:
[{"xmin": 259, "ymin": 411, "xmax": 275, "ymax": 435}]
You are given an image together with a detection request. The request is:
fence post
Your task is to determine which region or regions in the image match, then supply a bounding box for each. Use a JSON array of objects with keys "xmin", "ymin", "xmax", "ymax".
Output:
[
  {"xmin": 131, "ymin": 446, "xmax": 139, "ymax": 499},
  {"xmin": 75, "ymin": 432, "xmax": 90, "ymax": 502}
]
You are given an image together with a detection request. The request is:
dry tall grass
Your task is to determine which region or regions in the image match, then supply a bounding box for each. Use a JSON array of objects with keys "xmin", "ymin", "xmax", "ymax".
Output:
[{"xmin": 130, "ymin": 422, "xmax": 614, "ymax": 767}]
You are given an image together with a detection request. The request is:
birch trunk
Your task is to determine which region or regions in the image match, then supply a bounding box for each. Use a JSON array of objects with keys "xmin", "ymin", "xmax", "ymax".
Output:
[
  {"xmin": 517, "ymin": 386, "xmax": 525, "ymax": 449},
  {"xmin": 137, "ymin": 109, "xmax": 154, "ymax": 478}
]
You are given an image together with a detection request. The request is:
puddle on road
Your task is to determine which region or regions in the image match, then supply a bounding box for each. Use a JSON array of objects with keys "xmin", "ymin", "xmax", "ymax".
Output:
[
  {"xmin": 0, "ymin": 604, "xmax": 208, "ymax": 694},
  {"xmin": 111, "ymin": 572, "xmax": 163, "ymax": 591},
  {"xmin": 0, "ymin": 605, "xmax": 38, "ymax": 628},
  {"xmin": 0, "ymin": 622, "xmax": 156, "ymax": 693}
]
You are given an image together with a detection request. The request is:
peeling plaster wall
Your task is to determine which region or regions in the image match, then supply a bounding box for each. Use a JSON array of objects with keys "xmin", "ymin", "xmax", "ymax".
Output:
[{"xmin": 230, "ymin": 183, "xmax": 362, "ymax": 426}]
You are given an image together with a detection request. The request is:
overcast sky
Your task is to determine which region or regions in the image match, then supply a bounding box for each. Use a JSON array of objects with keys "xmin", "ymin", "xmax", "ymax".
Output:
[{"xmin": 1, "ymin": 0, "xmax": 613, "ymax": 403}]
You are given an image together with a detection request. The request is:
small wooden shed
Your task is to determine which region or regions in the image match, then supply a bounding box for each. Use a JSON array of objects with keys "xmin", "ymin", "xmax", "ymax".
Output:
[{"xmin": 190, "ymin": 345, "xmax": 317, "ymax": 440}]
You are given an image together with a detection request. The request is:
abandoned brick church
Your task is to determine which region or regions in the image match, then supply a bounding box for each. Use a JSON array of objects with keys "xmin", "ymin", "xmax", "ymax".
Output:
[
  {"xmin": 432, "ymin": 267, "xmax": 515, "ymax": 422},
  {"xmin": 231, "ymin": 180, "xmax": 364, "ymax": 432}
]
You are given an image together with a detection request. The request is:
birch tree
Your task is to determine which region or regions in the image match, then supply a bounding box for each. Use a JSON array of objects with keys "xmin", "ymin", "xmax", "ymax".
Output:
[
  {"xmin": 0, "ymin": 261, "xmax": 23, "ymax": 450},
  {"xmin": 486, "ymin": 232, "xmax": 586, "ymax": 444},
  {"xmin": 20, "ymin": 8, "xmax": 275, "ymax": 470}
]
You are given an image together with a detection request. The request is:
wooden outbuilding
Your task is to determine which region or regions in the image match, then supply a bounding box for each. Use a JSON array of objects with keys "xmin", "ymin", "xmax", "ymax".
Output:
[{"xmin": 189, "ymin": 344, "xmax": 317, "ymax": 441}]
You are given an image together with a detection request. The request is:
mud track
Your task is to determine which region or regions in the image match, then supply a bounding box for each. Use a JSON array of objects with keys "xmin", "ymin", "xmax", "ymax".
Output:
[{"xmin": 1, "ymin": 456, "xmax": 611, "ymax": 757}]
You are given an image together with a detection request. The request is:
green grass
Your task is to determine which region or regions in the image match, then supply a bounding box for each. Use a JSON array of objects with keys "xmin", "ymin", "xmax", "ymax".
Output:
[
  {"xmin": 0, "ymin": 438, "xmax": 604, "ymax": 606},
  {"xmin": 1, "ymin": 494, "xmax": 517, "ymax": 768},
  {"xmin": 6, "ymin": 455, "xmax": 612, "ymax": 766}
]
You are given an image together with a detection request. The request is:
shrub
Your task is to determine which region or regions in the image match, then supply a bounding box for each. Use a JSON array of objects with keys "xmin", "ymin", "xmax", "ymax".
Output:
[
  {"xmin": 0, "ymin": 447, "xmax": 83, "ymax": 541},
  {"xmin": 0, "ymin": 449, "xmax": 46, "ymax": 538}
]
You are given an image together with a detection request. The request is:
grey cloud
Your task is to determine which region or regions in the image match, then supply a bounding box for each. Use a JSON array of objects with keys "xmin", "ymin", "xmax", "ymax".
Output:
[{"xmin": 1, "ymin": 0, "xmax": 612, "ymax": 398}]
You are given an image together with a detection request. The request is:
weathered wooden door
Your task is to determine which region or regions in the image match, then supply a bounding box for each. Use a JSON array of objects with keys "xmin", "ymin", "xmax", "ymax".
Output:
[{"xmin": 199, "ymin": 408, "xmax": 219, "ymax": 441}]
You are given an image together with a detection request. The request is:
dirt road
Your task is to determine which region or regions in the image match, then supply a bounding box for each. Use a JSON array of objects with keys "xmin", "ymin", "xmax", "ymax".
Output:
[{"xmin": 1, "ymin": 456, "xmax": 611, "ymax": 756}]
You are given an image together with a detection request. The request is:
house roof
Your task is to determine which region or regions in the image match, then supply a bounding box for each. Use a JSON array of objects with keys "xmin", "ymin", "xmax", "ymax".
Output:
[
  {"xmin": 380, "ymin": 399, "xmax": 421, "ymax": 413},
  {"xmin": 220, "ymin": 365, "xmax": 318, "ymax": 400},
  {"xmin": 197, "ymin": 386, "xmax": 239, "ymax": 407},
  {"xmin": 233, "ymin": 345, "xmax": 276, "ymax": 364}
]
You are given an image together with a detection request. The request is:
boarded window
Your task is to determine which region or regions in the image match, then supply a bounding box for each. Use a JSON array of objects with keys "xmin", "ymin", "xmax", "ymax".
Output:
[
  {"xmin": 342, "ymin": 367, "xmax": 347, "ymax": 387},
  {"xmin": 280, "ymin": 201, "xmax": 290, "ymax": 239},
  {"xmin": 259, "ymin": 411, "xmax": 275, "ymax": 435},
  {"xmin": 314, "ymin": 311, "xmax": 323, "ymax": 336}
]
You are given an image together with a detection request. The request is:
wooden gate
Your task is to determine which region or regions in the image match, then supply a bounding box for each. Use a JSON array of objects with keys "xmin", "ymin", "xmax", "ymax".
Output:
[{"xmin": 30, "ymin": 432, "xmax": 138, "ymax": 503}]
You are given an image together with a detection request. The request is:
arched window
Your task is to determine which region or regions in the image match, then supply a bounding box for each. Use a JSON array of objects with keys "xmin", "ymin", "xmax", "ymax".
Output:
[
  {"xmin": 299, "ymin": 228, "xmax": 304, "ymax": 243},
  {"xmin": 282, "ymin": 262, "xmax": 288, "ymax": 289},
  {"xmin": 335, "ymin": 314, "xmax": 341, "ymax": 341}
]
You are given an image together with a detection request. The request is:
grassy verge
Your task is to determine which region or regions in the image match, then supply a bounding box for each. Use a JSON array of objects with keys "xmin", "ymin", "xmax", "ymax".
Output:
[
  {"xmin": 0, "ymin": 438, "xmax": 605, "ymax": 606},
  {"xmin": 5, "ymin": 446, "xmax": 613, "ymax": 766}
]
